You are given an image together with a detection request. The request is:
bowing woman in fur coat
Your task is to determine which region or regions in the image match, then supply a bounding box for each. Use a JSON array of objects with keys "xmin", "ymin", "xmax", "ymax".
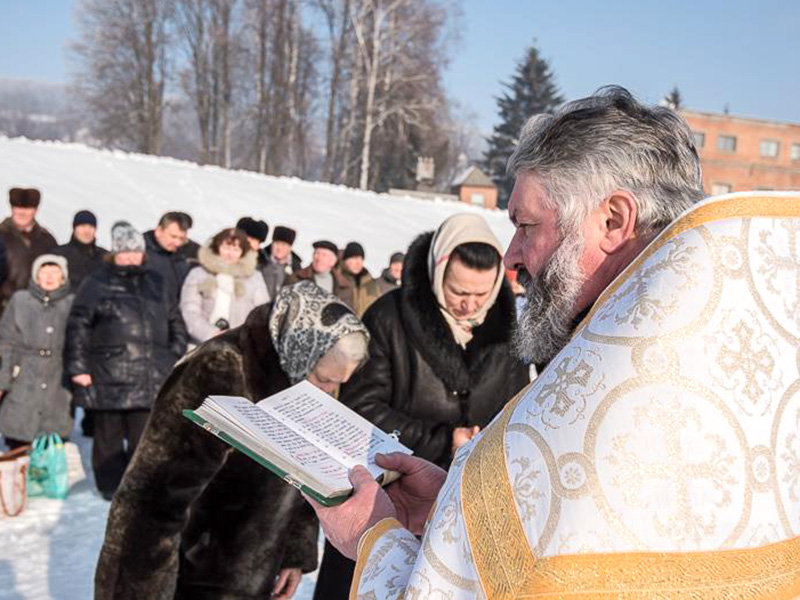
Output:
[
  {"xmin": 180, "ymin": 227, "xmax": 269, "ymax": 345},
  {"xmin": 312, "ymin": 213, "xmax": 530, "ymax": 600},
  {"xmin": 94, "ymin": 281, "xmax": 370, "ymax": 600}
]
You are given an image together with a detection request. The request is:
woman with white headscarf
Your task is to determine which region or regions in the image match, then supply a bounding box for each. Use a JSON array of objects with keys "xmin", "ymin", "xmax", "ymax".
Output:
[
  {"xmin": 313, "ymin": 213, "xmax": 530, "ymax": 600},
  {"xmin": 95, "ymin": 281, "xmax": 370, "ymax": 600}
]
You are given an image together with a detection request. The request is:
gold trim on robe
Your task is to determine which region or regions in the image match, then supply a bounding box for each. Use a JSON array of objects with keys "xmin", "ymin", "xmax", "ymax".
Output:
[{"xmin": 350, "ymin": 518, "xmax": 406, "ymax": 600}]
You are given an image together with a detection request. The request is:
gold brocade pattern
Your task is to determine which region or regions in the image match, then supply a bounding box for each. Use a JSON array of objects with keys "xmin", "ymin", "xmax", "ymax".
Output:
[
  {"xmin": 351, "ymin": 518, "xmax": 408, "ymax": 600},
  {"xmin": 461, "ymin": 387, "xmax": 536, "ymax": 598},
  {"xmin": 579, "ymin": 194, "xmax": 800, "ymax": 333},
  {"xmin": 463, "ymin": 392, "xmax": 800, "ymax": 598},
  {"xmin": 511, "ymin": 535, "xmax": 800, "ymax": 598}
]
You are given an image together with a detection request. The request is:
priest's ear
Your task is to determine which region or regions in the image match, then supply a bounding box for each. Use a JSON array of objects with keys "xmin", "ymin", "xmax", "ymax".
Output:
[{"xmin": 598, "ymin": 190, "xmax": 638, "ymax": 255}]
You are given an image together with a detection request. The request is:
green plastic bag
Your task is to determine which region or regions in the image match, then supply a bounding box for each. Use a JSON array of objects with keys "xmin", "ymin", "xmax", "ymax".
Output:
[{"xmin": 27, "ymin": 433, "xmax": 69, "ymax": 499}]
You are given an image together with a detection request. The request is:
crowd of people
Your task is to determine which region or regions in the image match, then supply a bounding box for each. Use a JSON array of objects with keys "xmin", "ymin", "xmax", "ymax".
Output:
[{"xmin": 0, "ymin": 182, "xmax": 529, "ymax": 599}]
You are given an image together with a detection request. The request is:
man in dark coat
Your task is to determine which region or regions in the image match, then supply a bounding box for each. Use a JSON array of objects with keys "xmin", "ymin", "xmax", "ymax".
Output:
[
  {"xmin": 375, "ymin": 252, "xmax": 404, "ymax": 296},
  {"xmin": 0, "ymin": 236, "xmax": 8, "ymax": 290},
  {"xmin": 257, "ymin": 225, "xmax": 302, "ymax": 300},
  {"xmin": 236, "ymin": 216, "xmax": 273, "ymax": 292},
  {"xmin": 53, "ymin": 210, "xmax": 109, "ymax": 437},
  {"xmin": 288, "ymin": 240, "xmax": 351, "ymax": 306},
  {"xmin": 0, "ymin": 188, "xmax": 57, "ymax": 314},
  {"xmin": 312, "ymin": 224, "xmax": 530, "ymax": 600},
  {"xmin": 173, "ymin": 211, "xmax": 201, "ymax": 267},
  {"xmin": 143, "ymin": 211, "xmax": 193, "ymax": 307},
  {"xmin": 53, "ymin": 210, "xmax": 108, "ymax": 291},
  {"xmin": 65, "ymin": 221, "xmax": 188, "ymax": 498},
  {"xmin": 337, "ymin": 242, "xmax": 381, "ymax": 317}
]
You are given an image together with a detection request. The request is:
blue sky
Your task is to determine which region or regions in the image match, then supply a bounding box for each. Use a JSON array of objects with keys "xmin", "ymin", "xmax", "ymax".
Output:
[{"xmin": 1, "ymin": 0, "xmax": 798, "ymax": 133}]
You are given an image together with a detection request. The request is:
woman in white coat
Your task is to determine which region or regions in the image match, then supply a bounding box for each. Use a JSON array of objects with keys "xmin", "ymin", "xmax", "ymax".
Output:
[{"xmin": 180, "ymin": 227, "xmax": 269, "ymax": 345}]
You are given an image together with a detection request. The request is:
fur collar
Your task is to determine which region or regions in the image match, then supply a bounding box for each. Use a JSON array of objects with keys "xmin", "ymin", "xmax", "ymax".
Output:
[
  {"xmin": 198, "ymin": 244, "xmax": 258, "ymax": 278},
  {"xmin": 400, "ymin": 231, "xmax": 518, "ymax": 393},
  {"xmin": 235, "ymin": 304, "xmax": 290, "ymax": 397},
  {"xmin": 0, "ymin": 217, "xmax": 45, "ymax": 239}
]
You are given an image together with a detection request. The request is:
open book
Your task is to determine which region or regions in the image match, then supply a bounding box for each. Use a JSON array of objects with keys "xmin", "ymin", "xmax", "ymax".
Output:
[{"xmin": 183, "ymin": 380, "xmax": 412, "ymax": 506}]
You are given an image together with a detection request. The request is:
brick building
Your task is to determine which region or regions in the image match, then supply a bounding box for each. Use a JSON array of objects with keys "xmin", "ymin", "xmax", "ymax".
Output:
[
  {"xmin": 451, "ymin": 165, "xmax": 499, "ymax": 210},
  {"xmin": 681, "ymin": 110, "xmax": 800, "ymax": 194}
]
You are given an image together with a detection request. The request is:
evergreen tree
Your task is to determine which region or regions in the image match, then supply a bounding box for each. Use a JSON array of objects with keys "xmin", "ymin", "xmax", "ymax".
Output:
[
  {"xmin": 483, "ymin": 45, "xmax": 563, "ymax": 207},
  {"xmin": 664, "ymin": 86, "xmax": 682, "ymax": 110}
]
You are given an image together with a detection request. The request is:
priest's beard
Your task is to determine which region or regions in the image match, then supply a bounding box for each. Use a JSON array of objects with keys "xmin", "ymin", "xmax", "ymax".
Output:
[{"xmin": 514, "ymin": 228, "xmax": 586, "ymax": 366}]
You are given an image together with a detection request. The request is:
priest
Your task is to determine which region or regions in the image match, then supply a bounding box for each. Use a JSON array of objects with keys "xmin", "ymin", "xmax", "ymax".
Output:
[{"xmin": 306, "ymin": 86, "xmax": 800, "ymax": 598}]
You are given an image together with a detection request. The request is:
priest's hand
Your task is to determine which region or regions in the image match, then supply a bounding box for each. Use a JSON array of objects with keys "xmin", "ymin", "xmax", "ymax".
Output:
[
  {"xmin": 376, "ymin": 452, "xmax": 447, "ymax": 535},
  {"xmin": 305, "ymin": 465, "xmax": 397, "ymax": 560}
]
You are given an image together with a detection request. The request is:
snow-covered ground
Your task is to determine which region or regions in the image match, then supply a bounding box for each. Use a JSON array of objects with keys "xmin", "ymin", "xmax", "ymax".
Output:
[
  {"xmin": 1, "ymin": 416, "xmax": 109, "ymax": 600},
  {"xmin": 0, "ymin": 413, "xmax": 318, "ymax": 600},
  {"xmin": 0, "ymin": 136, "xmax": 513, "ymax": 599},
  {"xmin": 0, "ymin": 137, "xmax": 514, "ymax": 273}
]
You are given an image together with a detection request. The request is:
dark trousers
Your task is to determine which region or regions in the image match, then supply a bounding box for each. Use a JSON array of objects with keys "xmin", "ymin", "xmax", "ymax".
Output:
[
  {"xmin": 4, "ymin": 438, "xmax": 29, "ymax": 451},
  {"xmin": 92, "ymin": 410, "xmax": 150, "ymax": 496},
  {"xmin": 313, "ymin": 541, "xmax": 355, "ymax": 600},
  {"xmin": 82, "ymin": 410, "xmax": 95, "ymax": 437}
]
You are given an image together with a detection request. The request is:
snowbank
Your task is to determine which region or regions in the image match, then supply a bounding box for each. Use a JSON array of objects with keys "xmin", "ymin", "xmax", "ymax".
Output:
[{"xmin": 0, "ymin": 137, "xmax": 514, "ymax": 274}]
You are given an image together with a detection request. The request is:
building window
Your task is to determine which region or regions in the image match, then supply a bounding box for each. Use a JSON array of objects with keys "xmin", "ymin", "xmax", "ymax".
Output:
[
  {"xmin": 717, "ymin": 135, "xmax": 737, "ymax": 153},
  {"xmin": 791, "ymin": 143, "xmax": 800, "ymax": 161},
  {"xmin": 470, "ymin": 193, "xmax": 485, "ymax": 207},
  {"xmin": 692, "ymin": 131, "xmax": 705, "ymax": 149},
  {"xmin": 760, "ymin": 139, "xmax": 780, "ymax": 158},
  {"xmin": 711, "ymin": 183, "xmax": 732, "ymax": 196}
]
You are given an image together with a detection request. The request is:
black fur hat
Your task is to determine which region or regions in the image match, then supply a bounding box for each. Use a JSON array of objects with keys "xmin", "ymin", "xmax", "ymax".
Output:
[
  {"xmin": 272, "ymin": 226, "xmax": 297, "ymax": 246},
  {"xmin": 236, "ymin": 217, "xmax": 269, "ymax": 243},
  {"xmin": 9, "ymin": 187, "xmax": 41, "ymax": 208}
]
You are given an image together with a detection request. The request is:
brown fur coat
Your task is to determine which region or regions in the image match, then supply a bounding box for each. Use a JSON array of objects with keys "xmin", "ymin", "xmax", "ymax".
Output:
[{"xmin": 94, "ymin": 305, "xmax": 318, "ymax": 600}]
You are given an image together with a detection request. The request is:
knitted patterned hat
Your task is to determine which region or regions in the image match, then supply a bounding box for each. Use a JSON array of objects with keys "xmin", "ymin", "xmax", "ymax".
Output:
[{"xmin": 111, "ymin": 221, "xmax": 145, "ymax": 253}]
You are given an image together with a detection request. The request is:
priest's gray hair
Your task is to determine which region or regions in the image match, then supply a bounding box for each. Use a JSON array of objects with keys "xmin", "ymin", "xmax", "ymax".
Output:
[
  {"xmin": 326, "ymin": 331, "xmax": 370, "ymax": 367},
  {"xmin": 508, "ymin": 86, "xmax": 705, "ymax": 235}
]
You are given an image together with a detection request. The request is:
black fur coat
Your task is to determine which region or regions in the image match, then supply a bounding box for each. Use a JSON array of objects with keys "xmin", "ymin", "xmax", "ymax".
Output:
[
  {"xmin": 338, "ymin": 231, "xmax": 530, "ymax": 469},
  {"xmin": 95, "ymin": 305, "xmax": 318, "ymax": 600}
]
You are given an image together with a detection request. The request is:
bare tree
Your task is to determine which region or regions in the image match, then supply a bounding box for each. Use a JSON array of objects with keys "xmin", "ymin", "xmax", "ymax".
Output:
[
  {"xmin": 240, "ymin": 0, "xmax": 318, "ymax": 176},
  {"xmin": 339, "ymin": 0, "xmax": 455, "ymax": 190},
  {"xmin": 316, "ymin": 0, "xmax": 351, "ymax": 181},
  {"xmin": 66, "ymin": 0, "xmax": 460, "ymax": 184},
  {"xmin": 71, "ymin": 0, "xmax": 173, "ymax": 154},
  {"xmin": 175, "ymin": 0, "xmax": 236, "ymax": 165}
]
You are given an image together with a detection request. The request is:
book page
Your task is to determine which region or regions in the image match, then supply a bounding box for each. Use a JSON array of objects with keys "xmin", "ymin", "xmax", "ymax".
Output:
[
  {"xmin": 257, "ymin": 381, "xmax": 411, "ymax": 478},
  {"xmin": 205, "ymin": 396, "xmax": 352, "ymax": 489}
]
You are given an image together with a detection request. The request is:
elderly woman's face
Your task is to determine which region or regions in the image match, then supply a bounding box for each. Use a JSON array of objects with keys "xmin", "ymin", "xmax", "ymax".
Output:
[
  {"xmin": 37, "ymin": 264, "xmax": 65, "ymax": 292},
  {"xmin": 307, "ymin": 352, "xmax": 359, "ymax": 396}
]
